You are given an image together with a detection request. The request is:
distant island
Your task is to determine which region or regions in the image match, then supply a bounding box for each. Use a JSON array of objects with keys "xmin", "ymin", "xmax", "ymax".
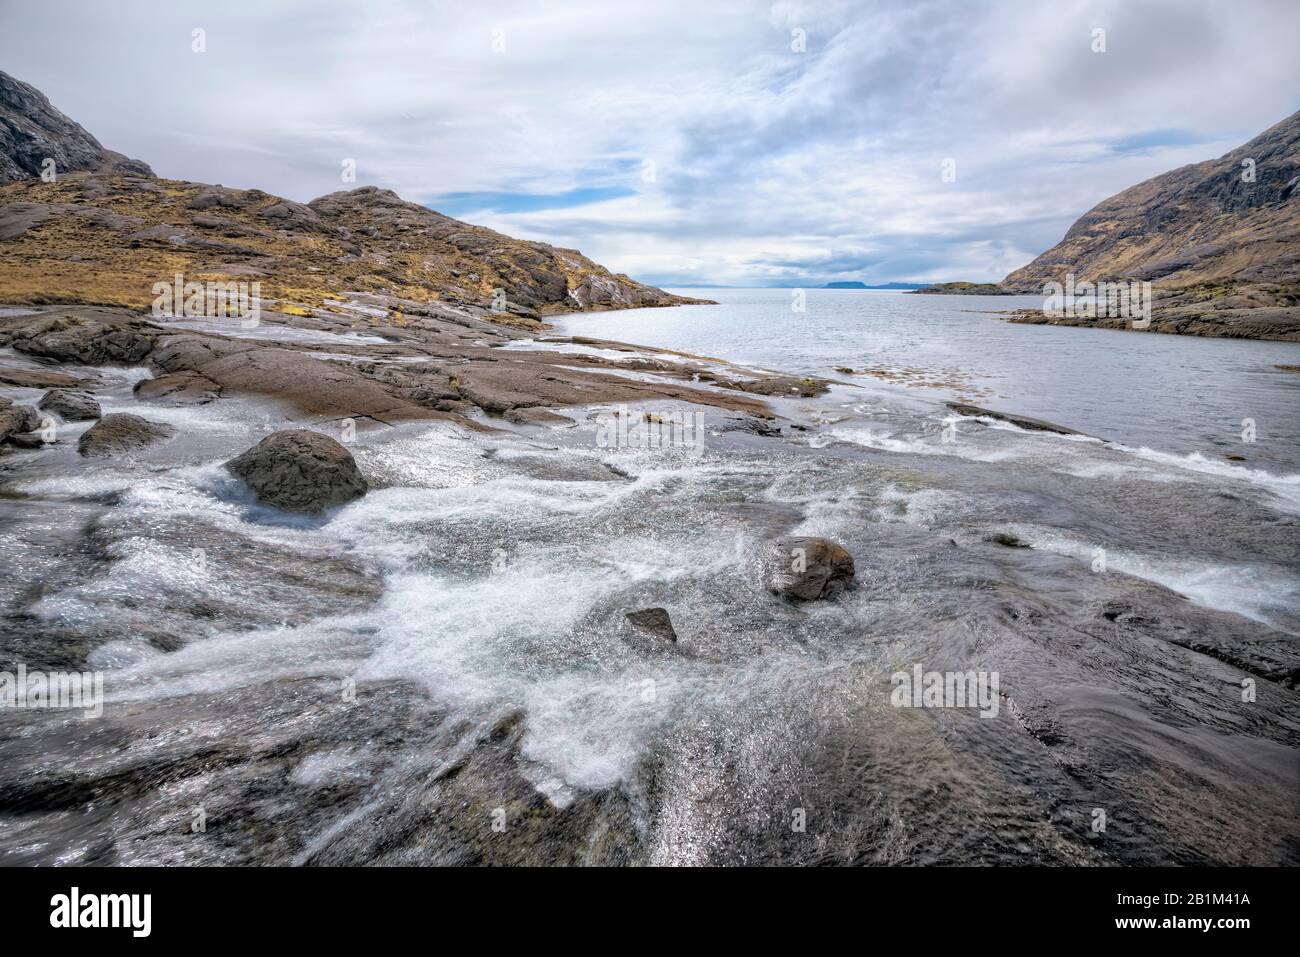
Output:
[
  {"xmin": 824, "ymin": 281, "xmax": 925, "ymax": 290},
  {"xmin": 908, "ymin": 282, "xmax": 1011, "ymax": 295}
]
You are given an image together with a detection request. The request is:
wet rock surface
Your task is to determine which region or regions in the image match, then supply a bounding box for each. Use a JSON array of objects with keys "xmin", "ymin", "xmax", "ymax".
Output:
[
  {"xmin": 133, "ymin": 371, "xmax": 220, "ymax": 405},
  {"xmin": 0, "ymin": 306, "xmax": 774, "ymax": 428},
  {"xmin": 0, "ymin": 365, "xmax": 90, "ymax": 389},
  {"xmin": 765, "ymin": 537, "xmax": 856, "ymax": 600},
  {"xmin": 226, "ymin": 429, "xmax": 369, "ymax": 513},
  {"xmin": 505, "ymin": 406, "xmax": 573, "ymax": 426},
  {"xmin": 738, "ymin": 375, "xmax": 830, "ymax": 397},
  {"xmin": 0, "ymin": 392, "xmax": 1297, "ymax": 866},
  {"xmin": 946, "ymin": 401, "xmax": 1083, "ymax": 436},
  {"xmin": 625, "ymin": 607, "xmax": 677, "ymax": 642},
  {"xmin": 38, "ymin": 388, "xmax": 100, "ymax": 421},
  {"xmin": 0, "ymin": 398, "xmax": 40, "ymax": 443}
]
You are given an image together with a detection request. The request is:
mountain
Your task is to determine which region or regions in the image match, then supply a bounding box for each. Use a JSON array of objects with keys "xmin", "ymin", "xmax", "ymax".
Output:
[
  {"xmin": 0, "ymin": 71, "xmax": 702, "ymax": 325},
  {"xmin": 0, "ymin": 71, "xmax": 152, "ymax": 183},
  {"xmin": 1000, "ymin": 111, "xmax": 1300, "ymax": 337}
]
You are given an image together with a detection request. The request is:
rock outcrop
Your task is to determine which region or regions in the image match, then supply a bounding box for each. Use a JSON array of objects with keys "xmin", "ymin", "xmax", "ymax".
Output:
[
  {"xmin": 225, "ymin": 429, "xmax": 368, "ymax": 513},
  {"xmin": 765, "ymin": 537, "xmax": 856, "ymax": 601},
  {"xmin": 0, "ymin": 70, "xmax": 152, "ymax": 184},
  {"xmin": 77, "ymin": 412, "xmax": 175, "ymax": 456}
]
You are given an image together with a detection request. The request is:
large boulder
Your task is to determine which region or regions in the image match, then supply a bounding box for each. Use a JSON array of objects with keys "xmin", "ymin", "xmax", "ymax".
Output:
[
  {"xmin": 765, "ymin": 537, "xmax": 855, "ymax": 601},
  {"xmin": 38, "ymin": 388, "xmax": 101, "ymax": 421},
  {"xmin": 77, "ymin": 412, "xmax": 175, "ymax": 457},
  {"xmin": 225, "ymin": 429, "xmax": 368, "ymax": 513}
]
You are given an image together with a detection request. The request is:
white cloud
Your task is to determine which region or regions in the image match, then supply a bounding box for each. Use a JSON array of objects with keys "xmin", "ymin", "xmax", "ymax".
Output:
[{"xmin": 1, "ymin": 0, "xmax": 1296, "ymax": 285}]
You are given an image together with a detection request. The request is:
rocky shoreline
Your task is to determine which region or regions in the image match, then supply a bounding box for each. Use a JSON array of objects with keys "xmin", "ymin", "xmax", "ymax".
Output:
[
  {"xmin": 1000, "ymin": 292, "xmax": 1300, "ymax": 342},
  {"xmin": 0, "ymin": 300, "xmax": 833, "ymax": 447}
]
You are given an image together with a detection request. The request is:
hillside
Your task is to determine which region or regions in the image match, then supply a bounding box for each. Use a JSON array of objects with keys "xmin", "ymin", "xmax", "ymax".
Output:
[
  {"xmin": 0, "ymin": 71, "xmax": 703, "ymax": 326},
  {"xmin": 999, "ymin": 111, "xmax": 1300, "ymax": 338}
]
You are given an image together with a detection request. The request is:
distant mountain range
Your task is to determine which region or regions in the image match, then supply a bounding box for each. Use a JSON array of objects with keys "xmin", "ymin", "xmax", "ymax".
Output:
[{"xmin": 824, "ymin": 281, "xmax": 926, "ymax": 289}]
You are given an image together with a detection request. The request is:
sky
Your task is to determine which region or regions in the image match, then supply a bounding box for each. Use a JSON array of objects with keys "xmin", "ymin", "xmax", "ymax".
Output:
[{"xmin": 2, "ymin": 0, "xmax": 1298, "ymax": 287}]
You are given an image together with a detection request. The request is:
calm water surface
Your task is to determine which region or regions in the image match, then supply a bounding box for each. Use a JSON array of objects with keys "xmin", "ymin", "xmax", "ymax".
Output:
[{"xmin": 559, "ymin": 288, "xmax": 1300, "ymax": 472}]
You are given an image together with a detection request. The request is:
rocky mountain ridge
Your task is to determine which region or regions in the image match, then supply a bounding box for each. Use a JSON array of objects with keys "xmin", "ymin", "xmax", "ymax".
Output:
[
  {"xmin": 0, "ymin": 70, "xmax": 702, "ymax": 325},
  {"xmin": 0, "ymin": 71, "xmax": 152, "ymax": 183},
  {"xmin": 996, "ymin": 110, "xmax": 1300, "ymax": 338}
]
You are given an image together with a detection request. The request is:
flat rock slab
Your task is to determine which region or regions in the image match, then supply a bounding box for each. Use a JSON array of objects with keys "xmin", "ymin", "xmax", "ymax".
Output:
[
  {"xmin": 945, "ymin": 401, "xmax": 1084, "ymax": 437},
  {"xmin": 0, "ymin": 365, "xmax": 90, "ymax": 389},
  {"xmin": 134, "ymin": 371, "xmax": 221, "ymax": 405},
  {"xmin": 738, "ymin": 375, "xmax": 829, "ymax": 397},
  {"xmin": 505, "ymin": 406, "xmax": 573, "ymax": 426}
]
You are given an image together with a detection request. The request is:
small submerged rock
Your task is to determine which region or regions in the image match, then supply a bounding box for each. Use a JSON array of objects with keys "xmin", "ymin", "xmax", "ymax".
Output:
[
  {"xmin": 987, "ymin": 532, "xmax": 1031, "ymax": 548},
  {"xmin": 739, "ymin": 375, "xmax": 830, "ymax": 398},
  {"xmin": 625, "ymin": 607, "xmax": 677, "ymax": 642},
  {"xmin": 720, "ymin": 414, "xmax": 781, "ymax": 437},
  {"xmin": 38, "ymin": 388, "xmax": 101, "ymax": 421},
  {"xmin": 226, "ymin": 429, "xmax": 368, "ymax": 513},
  {"xmin": 77, "ymin": 412, "xmax": 176, "ymax": 457},
  {"xmin": 944, "ymin": 401, "xmax": 1082, "ymax": 437},
  {"xmin": 765, "ymin": 537, "xmax": 856, "ymax": 600}
]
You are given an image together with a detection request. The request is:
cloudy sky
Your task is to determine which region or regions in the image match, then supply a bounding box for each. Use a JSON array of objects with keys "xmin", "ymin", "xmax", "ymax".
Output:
[{"xmin": 2, "ymin": 0, "xmax": 1298, "ymax": 286}]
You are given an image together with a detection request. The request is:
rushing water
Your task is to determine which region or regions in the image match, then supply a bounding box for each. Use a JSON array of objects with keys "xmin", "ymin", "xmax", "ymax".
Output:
[
  {"xmin": 560, "ymin": 288, "xmax": 1300, "ymax": 472},
  {"xmin": 0, "ymin": 299, "xmax": 1297, "ymax": 866}
]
